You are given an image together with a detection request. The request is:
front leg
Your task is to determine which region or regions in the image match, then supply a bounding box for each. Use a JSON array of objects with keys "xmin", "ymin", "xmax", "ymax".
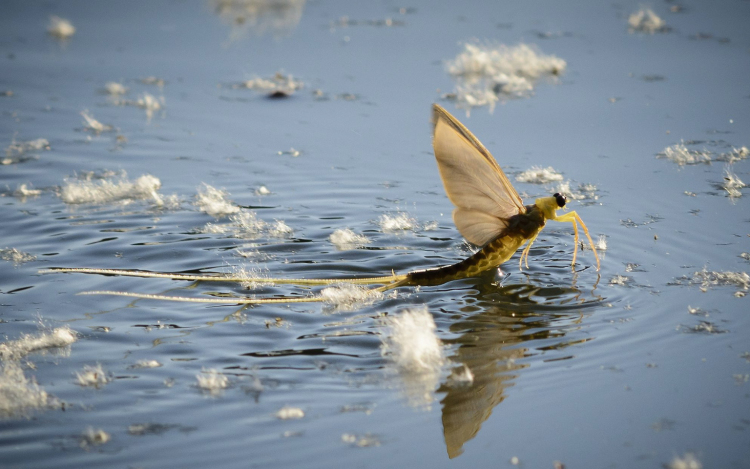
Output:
[{"xmin": 551, "ymin": 211, "xmax": 600, "ymax": 271}]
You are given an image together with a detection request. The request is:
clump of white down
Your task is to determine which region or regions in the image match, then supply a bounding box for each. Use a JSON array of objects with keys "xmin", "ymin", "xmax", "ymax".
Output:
[
  {"xmin": 212, "ymin": 0, "xmax": 306, "ymax": 41},
  {"xmin": 446, "ymin": 364, "xmax": 475, "ymax": 387},
  {"xmin": 692, "ymin": 268, "xmax": 749, "ymax": 296},
  {"xmin": 320, "ymin": 284, "xmax": 383, "ymax": 310},
  {"xmin": 0, "ymin": 248, "xmax": 37, "ymax": 265},
  {"xmin": 196, "ymin": 368, "xmax": 229, "ymax": 395},
  {"xmin": 330, "ymin": 228, "xmax": 370, "ymax": 250},
  {"xmin": 666, "ymin": 453, "xmax": 702, "ymax": 469},
  {"xmin": 0, "ymin": 327, "xmax": 77, "ymax": 360},
  {"xmin": 14, "ymin": 184, "xmax": 42, "ymax": 198},
  {"xmin": 200, "ymin": 210, "xmax": 293, "ymax": 240},
  {"xmin": 115, "ymin": 93, "xmax": 164, "ymax": 116},
  {"xmin": 446, "ymin": 43, "xmax": 566, "ymax": 111},
  {"xmin": 240, "ymin": 72, "xmax": 304, "ymax": 96},
  {"xmin": 516, "ymin": 166, "xmax": 564, "ymax": 184},
  {"xmin": 658, "ymin": 144, "xmax": 748, "ymax": 166},
  {"xmin": 628, "ymin": 8, "xmax": 666, "ymax": 33},
  {"xmin": 0, "ymin": 361, "xmax": 51, "ymax": 417},
  {"xmin": 229, "ymin": 264, "xmax": 270, "ymax": 289},
  {"xmin": 47, "ymin": 16, "xmax": 76, "ymax": 39},
  {"xmin": 5, "ymin": 138, "xmax": 50, "ymax": 157},
  {"xmin": 554, "ymin": 180, "xmax": 599, "ymax": 201},
  {"xmin": 104, "ymin": 82, "xmax": 128, "ymax": 95},
  {"xmin": 0, "ymin": 327, "xmax": 78, "ymax": 417},
  {"xmin": 80, "ymin": 110, "xmax": 113, "ymax": 133},
  {"xmin": 276, "ymin": 406, "xmax": 305, "ymax": 420},
  {"xmin": 723, "ymin": 166, "xmax": 745, "ymax": 199},
  {"xmin": 131, "ymin": 359, "xmax": 161, "ymax": 369},
  {"xmin": 381, "ymin": 306, "xmax": 446, "ymax": 408},
  {"xmin": 61, "ymin": 172, "xmax": 164, "ymax": 205},
  {"xmin": 195, "ymin": 184, "xmax": 240, "ymax": 217},
  {"xmin": 80, "ymin": 427, "xmax": 111, "ymax": 448},
  {"xmin": 609, "ymin": 275, "xmax": 631, "ymax": 286},
  {"xmin": 76, "ymin": 364, "xmax": 109, "ymax": 388},
  {"xmin": 378, "ymin": 213, "xmax": 417, "ymax": 232}
]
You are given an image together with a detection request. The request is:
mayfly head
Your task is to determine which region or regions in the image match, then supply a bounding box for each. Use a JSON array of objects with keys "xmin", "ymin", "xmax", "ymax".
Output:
[
  {"xmin": 535, "ymin": 192, "xmax": 566, "ymax": 219},
  {"xmin": 554, "ymin": 192, "xmax": 567, "ymax": 208}
]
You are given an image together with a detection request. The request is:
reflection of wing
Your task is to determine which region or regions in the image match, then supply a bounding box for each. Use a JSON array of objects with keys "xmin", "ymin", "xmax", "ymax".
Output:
[
  {"xmin": 440, "ymin": 335, "xmax": 525, "ymax": 459},
  {"xmin": 432, "ymin": 104, "xmax": 525, "ymax": 246},
  {"xmin": 439, "ymin": 283, "xmax": 584, "ymax": 458}
]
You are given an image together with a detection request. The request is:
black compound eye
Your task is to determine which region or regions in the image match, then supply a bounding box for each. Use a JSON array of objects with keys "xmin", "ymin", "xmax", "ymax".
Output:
[{"xmin": 553, "ymin": 192, "xmax": 567, "ymax": 207}]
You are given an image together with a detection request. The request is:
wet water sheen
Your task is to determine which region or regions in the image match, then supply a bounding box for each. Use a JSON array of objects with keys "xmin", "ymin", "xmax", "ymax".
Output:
[{"xmin": 1, "ymin": 1, "xmax": 749, "ymax": 468}]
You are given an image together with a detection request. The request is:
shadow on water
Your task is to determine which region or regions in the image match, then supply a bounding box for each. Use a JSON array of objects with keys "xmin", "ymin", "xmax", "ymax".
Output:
[{"xmin": 436, "ymin": 279, "xmax": 601, "ymax": 458}]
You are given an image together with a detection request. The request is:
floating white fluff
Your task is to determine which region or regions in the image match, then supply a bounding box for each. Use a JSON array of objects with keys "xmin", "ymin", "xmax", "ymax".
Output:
[
  {"xmin": 80, "ymin": 110, "xmax": 113, "ymax": 133},
  {"xmin": 628, "ymin": 8, "xmax": 666, "ymax": 33},
  {"xmin": 379, "ymin": 213, "xmax": 416, "ymax": 232},
  {"xmin": 659, "ymin": 144, "xmax": 748, "ymax": 166},
  {"xmin": 196, "ymin": 368, "xmax": 229, "ymax": 394},
  {"xmin": 446, "ymin": 364, "xmax": 474, "ymax": 387},
  {"xmin": 553, "ymin": 181, "xmax": 599, "ymax": 201},
  {"xmin": 0, "ymin": 248, "xmax": 37, "ymax": 265},
  {"xmin": 658, "ymin": 144, "xmax": 711, "ymax": 165},
  {"xmin": 230, "ymin": 264, "xmax": 270, "ymax": 289},
  {"xmin": 596, "ymin": 235, "xmax": 608, "ymax": 251},
  {"xmin": 14, "ymin": 184, "xmax": 42, "ymax": 198},
  {"xmin": 240, "ymin": 72, "xmax": 304, "ymax": 96},
  {"xmin": 47, "ymin": 16, "xmax": 76, "ymax": 39},
  {"xmin": 341, "ymin": 433, "xmax": 381, "ymax": 447},
  {"xmin": 0, "ymin": 361, "xmax": 50, "ymax": 417},
  {"xmin": 320, "ymin": 284, "xmax": 383, "ymax": 309},
  {"xmin": 229, "ymin": 211, "xmax": 266, "ymax": 236},
  {"xmin": 692, "ymin": 268, "xmax": 749, "ymax": 292},
  {"xmin": 255, "ymin": 185, "xmax": 271, "ymax": 196},
  {"xmin": 5, "ymin": 138, "xmax": 50, "ymax": 156},
  {"xmin": 0, "ymin": 327, "xmax": 76, "ymax": 359},
  {"xmin": 131, "ymin": 360, "xmax": 161, "ymax": 369},
  {"xmin": 75, "ymin": 364, "xmax": 109, "ymax": 388},
  {"xmin": 723, "ymin": 167, "xmax": 745, "ymax": 199},
  {"xmin": 381, "ymin": 306, "xmax": 445, "ymax": 408},
  {"xmin": 446, "ymin": 43, "xmax": 566, "ymax": 111},
  {"xmin": 80, "ymin": 427, "xmax": 110, "ymax": 448},
  {"xmin": 381, "ymin": 306, "xmax": 445, "ymax": 374},
  {"xmin": 722, "ymin": 146, "xmax": 749, "ymax": 163},
  {"xmin": 329, "ymin": 228, "xmax": 370, "ymax": 250},
  {"xmin": 141, "ymin": 76, "xmax": 166, "ymax": 87},
  {"xmin": 447, "ymin": 43, "xmax": 566, "ymax": 83},
  {"xmin": 135, "ymin": 93, "xmax": 164, "ymax": 113},
  {"xmin": 516, "ymin": 166, "xmax": 564, "ymax": 184},
  {"xmin": 104, "ymin": 82, "xmax": 127, "ymax": 95},
  {"xmin": 276, "ymin": 406, "xmax": 304, "ymax": 420},
  {"xmin": 111, "ymin": 93, "xmax": 165, "ymax": 119},
  {"xmin": 212, "ymin": 0, "xmax": 306, "ymax": 40},
  {"xmin": 665, "ymin": 453, "xmax": 702, "ymax": 469},
  {"xmin": 61, "ymin": 173, "xmax": 163, "ymax": 205},
  {"xmin": 609, "ymin": 275, "xmax": 631, "ymax": 286},
  {"xmin": 268, "ymin": 220, "xmax": 293, "ymax": 237},
  {"xmin": 195, "ymin": 184, "xmax": 239, "ymax": 217}
]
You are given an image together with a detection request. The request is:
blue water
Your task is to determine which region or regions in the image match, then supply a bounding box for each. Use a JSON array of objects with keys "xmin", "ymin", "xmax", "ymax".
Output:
[{"xmin": 1, "ymin": 1, "xmax": 749, "ymax": 468}]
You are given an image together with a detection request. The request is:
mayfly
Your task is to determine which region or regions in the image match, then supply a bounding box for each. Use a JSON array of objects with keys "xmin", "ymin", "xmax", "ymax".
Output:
[{"xmin": 43, "ymin": 104, "xmax": 600, "ymax": 304}]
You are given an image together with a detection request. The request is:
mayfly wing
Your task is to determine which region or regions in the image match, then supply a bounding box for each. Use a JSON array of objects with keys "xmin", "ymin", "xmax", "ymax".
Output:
[{"xmin": 431, "ymin": 103, "xmax": 525, "ymax": 246}]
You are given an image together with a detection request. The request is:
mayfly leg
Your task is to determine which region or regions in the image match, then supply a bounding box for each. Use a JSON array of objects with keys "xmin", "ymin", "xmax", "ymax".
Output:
[
  {"xmin": 518, "ymin": 235, "xmax": 538, "ymax": 270},
  {"xmin": 551, "ymin": 211, "xmax": 600, "ymax": 270}
]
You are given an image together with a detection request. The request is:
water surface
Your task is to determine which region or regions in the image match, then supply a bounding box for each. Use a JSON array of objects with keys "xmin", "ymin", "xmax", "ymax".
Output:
[{"xmin": 1, "ymin": 1, "xmax": 749, "ymax": 468}]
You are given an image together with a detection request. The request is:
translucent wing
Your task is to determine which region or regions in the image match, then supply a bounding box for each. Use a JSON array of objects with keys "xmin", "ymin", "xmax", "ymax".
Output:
[{"xmin": 431, "ymin": 104, "xmax": 525, "ymax": 246}]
